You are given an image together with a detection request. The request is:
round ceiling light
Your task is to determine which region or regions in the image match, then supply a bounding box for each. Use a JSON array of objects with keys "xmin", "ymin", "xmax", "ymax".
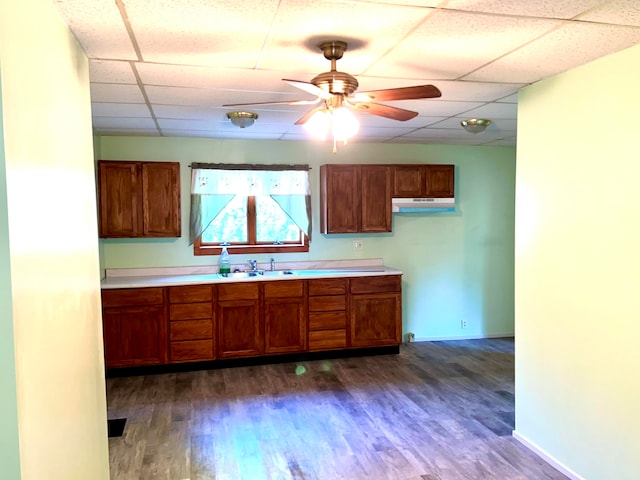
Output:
[
  {"xmin": 227, "ymin": 111, "xmax": 258, "ymax": 128},
  {"xmin": 461, "ymin": 118, "xmax": 491, "ymax": 134}
]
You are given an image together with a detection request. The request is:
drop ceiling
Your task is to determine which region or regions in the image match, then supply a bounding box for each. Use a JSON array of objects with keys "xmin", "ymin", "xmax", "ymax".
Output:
[{"xmin": 53, "ymin": 0, "xmax": 640, "ymax": 147}]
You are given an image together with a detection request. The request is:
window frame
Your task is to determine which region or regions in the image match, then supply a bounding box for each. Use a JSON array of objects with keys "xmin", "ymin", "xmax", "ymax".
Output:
[{"xmin": 193, "ymin": 196, "xmax": 309, "ymax": 256}]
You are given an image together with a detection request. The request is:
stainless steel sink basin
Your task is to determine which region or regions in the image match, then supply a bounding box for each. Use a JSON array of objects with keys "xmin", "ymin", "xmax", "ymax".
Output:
[
  {"xmin": 218, "ymin": 270, "xmax": 296, "ymax": 279},
  {"xmin": 261, "ymin": 270, "xmax": 295, "ymax": 277},
  {"xmin": 218, "ymin": 271, "xmax": 263, "ymax": 279}
]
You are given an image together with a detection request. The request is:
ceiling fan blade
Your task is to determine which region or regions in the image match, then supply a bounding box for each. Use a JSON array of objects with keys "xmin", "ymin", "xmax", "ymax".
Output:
[
  {"xmin": 294, "ymin": 106, "xmax": 325, "ymax": 126},
  {"xmin": 350, "ymin": 102, "xmax": 419, "ymax": 121},
  {"xmin": 283, "ymin": 79, "xmax": 332, "ymax": 100},
  {"xmin": 354, "ymin": 84, "xmax": 441, "ymax": 103},
  {"xmin": 222, "ymin": 98, "xmax": 321, "ymax": 107}
]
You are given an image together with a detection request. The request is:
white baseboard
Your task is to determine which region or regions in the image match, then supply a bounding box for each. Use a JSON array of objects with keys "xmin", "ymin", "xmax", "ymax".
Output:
[
  {"xmin": 512, "ymin": 430, "xmax": 584, "ymax": 480},
  {"xmin": 412, "ymin": 333, "xmax": 514, "ymax": 342}
]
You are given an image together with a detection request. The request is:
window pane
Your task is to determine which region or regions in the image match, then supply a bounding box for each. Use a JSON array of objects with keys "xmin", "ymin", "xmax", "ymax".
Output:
[
  {"xmin": 201, "ymin": 195, "xmax": 247, "ymax": 243},
  {"xmin": 256, "ymin": 196, "xmax": 300, "ymax": 242}
]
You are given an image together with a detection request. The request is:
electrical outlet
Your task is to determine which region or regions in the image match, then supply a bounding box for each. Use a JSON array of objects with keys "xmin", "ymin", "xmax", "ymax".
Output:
[
  {"xmin": 461, "ymin": 319, "xmax": 468, "ymax": 329},
  {"xmin": 406, "ymin": 332, "xmax": 415, "ymax": 343},
  {"xmin": 352, "ymin": 240, "xmax": 363, "ymax": 250}
]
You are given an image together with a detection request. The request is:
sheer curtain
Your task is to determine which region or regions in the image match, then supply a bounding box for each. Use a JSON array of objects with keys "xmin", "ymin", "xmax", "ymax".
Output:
[{"xmin": 189, "ymin": 163, "xmax": 311, "ymax": 245}]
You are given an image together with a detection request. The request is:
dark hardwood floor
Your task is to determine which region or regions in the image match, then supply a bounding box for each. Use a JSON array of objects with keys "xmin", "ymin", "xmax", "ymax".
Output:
[{"xmin": 106, "ymin": 338, "xmax": 568, "ymax": 480}]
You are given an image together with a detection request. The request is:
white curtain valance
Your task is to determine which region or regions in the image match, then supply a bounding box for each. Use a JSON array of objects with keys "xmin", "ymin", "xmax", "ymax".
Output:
[
  {"xmin": 191, "ymin": 168, "xmax": 310, "ymax": 195},
  {"xmin": 189, "ymin": 165, "xmax": 311, "ymax": 245}
]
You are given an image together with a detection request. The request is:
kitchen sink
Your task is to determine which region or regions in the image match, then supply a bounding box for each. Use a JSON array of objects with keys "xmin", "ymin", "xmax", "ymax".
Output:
[
  {"xmin": 218, "ymin": 270, "xmax": 295, "ymax": 279},
  {"xmin": 218, "ymin": 271, "xmax": 262, "ymax": 279},
  {"xmin": 217, "ymin": 268, "xmax": 383, "ymax": 279}
]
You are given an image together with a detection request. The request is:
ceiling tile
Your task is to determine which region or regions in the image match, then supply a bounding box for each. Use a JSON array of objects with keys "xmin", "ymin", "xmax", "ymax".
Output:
[
  {"xmin": 136, "ymin": 63, "xmax": 291, "ymax": 92},
  {"xmin": 90, "ymin": 83, "xmax": 145, "ymax": 103},
  {"xmin": 92, "ymin": 117, "xmax": 157, "ymax": 129},
  {"xmin": 467, "ymin": 22, "xmax": 640, "ymax": 83},
  {"xmin": 96, "ymin": 128, "xmax": 161, "ymax": 136},
  {"xmin": 92, "ymin": 103, "xmax": 150, "ymax": 117},
  {"xmin": 445, "ymin": 0, "xmax": 607, "ymax": 19},
  {"xmin": 261, "ymin": 1, "xmax": 434, "ymax": 74},
  {"xmin": 123, "ymin": 0, "xmax": 280, "ymax": 67},
  {"xmin": 578, "ymin": 0, "xmax": 640, "ymax": 27},
  {"xmin": 463, "ymin": 102, "xmax": 518, "ymax": 118},
  {"xmin": 89, "ymin": 60, "xmax": 136, "ymax": 84},
  {"xmin": 53, "ymin": 0, "xmax": 137, "ymax": 59},
  {"xmin": 366, "ymin": 10, "xmax": 561, "ymax": 79}
]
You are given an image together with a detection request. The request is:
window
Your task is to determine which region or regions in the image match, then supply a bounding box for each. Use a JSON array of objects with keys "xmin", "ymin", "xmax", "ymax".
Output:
[{"xmin": 190, "ymin": 164, "xmax": 311, "ymax": 255}]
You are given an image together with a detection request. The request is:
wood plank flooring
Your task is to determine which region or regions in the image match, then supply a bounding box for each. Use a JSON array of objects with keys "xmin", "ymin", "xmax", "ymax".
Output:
[{"xmin": 106, "ymin": 338, "xmax": 568, "ymax": 480}]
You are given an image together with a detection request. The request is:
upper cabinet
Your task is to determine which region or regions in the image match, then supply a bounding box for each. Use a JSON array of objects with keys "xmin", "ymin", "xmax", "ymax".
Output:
[
  {"xmin": 320, "ymin": 164, "xmax": 391, "ymax": 234},
  {"xmin": 98, "ymin": 161, "xmax": 181, "ymax": 238},
  {"xmin": 392, "ymin": 164, "xmax": 454, "ymax": 198}
]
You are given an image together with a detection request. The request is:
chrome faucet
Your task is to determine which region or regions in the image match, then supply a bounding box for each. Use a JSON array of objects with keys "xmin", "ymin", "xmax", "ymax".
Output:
[{"xmin": 248, "ymin": 259, "xmax": 258, "ymax": 272}]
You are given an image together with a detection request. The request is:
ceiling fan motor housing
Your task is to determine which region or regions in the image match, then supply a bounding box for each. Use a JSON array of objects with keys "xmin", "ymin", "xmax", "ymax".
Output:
[
  {"xmin": 312, "ymin": 40, "xmax": 359, "ymax": 96},
  {"xmin": 311, "ymin": 71, "xmax": 359, "ymax": 96}
]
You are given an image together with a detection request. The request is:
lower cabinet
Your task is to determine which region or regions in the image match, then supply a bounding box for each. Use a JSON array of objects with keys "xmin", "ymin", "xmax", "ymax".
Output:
[
  {"xmin": 168, "ymin": 284, "xmax": 214, "ymax": 363},
  {"xmin": 217, "ymin": 283, "xmax": 262, "ymax": 358},
  {"xmin": 264, "ymin": 280, "xmax": 307, "ymax": 354},
  {"xmin": 308, "ymin": 278, "xmax": 348, "ymax": 351},
  {"xmin": 350, "ymin": 276, "xmax": 402, "ymax": 348},
  {"xmin": 101, "ymin": 287, "xmax": 168, "ymax": 368},
  {"xmin": 101, "ymin": 274, "xmax": 402, "ymax": 368}
]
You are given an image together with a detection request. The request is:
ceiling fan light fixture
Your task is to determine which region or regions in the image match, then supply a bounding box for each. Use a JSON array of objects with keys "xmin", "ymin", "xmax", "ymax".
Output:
[
  {"xmin": 304, "ymin": 107, "xmax": 359, "ymax": 152},
  {"xmin": 304, "ymin": 110, "xmax": 331, "ymax": 140},
  {"xmin": 461, "ymin": 118, "xmax": 491, "ymax": 134},
  {"xmin": 332, "ymin": 107, "xmax": 359, "ymax": 142},
  {"xmin": 227, "ymin": 111, "xmax": 258, "ymax": 128}
]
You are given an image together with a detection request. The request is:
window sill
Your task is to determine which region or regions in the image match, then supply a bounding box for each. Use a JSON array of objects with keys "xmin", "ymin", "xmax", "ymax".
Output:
[{"xmin": 194, "ymin": 242, "xmax": 309, "ymax": 256}]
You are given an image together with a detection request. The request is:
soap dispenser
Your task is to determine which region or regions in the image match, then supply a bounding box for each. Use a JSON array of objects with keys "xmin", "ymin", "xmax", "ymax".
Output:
[{"xmin": 218, "ymin": 245, "xmax": 231, "ymax": 274}]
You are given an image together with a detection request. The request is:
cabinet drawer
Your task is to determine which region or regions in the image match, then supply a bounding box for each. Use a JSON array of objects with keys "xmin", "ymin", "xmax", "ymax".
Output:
[
  {"xmin": 170, "ymin": 319, "xmax": 213, "ymax": 341},
  {"xmin": 217, "ymin": 283, "xmax": 259, "ymax": 301},
  {"xmin": 170, "ymin": 340, "xmax": 214, "ymax": 362},
  {"xmin": 350, "ymin": 275, "xmax": 401, "ymax": 294},
  {"xmin": 309, "ymin": 329, "xmax": 347, "ymax": 351},
  {"xmin": 309, "ymin": 311, "xmax": 346, "ymax": 331},
  {"xmin": 309, "ymin": 295, "xmax": 346, "ymax": 312},
  {"xmin": 169, "ymin": 302, "xmax": 212, "ymax": 320},
  {"xmin": 101, "ymin": 287, "xmax": 164, "ymax": 307},
  {"xmin": 264, "ymin": 280, "xmax": 304, "ymax": 298},
  {"xmin": 308, "ymin": 278, "xmax": 347, "ymax": 296},
  {"xmin": 169, "ymin": 285, "xmax": 213, "ymax": 303}
]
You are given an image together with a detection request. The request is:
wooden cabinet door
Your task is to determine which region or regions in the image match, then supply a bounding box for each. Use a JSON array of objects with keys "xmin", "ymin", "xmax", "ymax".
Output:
[
  {"xmin": 217, "ymin": 299, "xmax": 262, "ymax": 358},
  {"xmin": 350, "ymin": 293, "xmax": 402, "ymax": 347},
  {"xmin": 141, "ymin": 162, "xmax": 181, "ymax": 237},
  {"xmin": 98, "ymin": 160, "xmax": 181, "ymax": 238},
  {"xmin": 98, "ymin": 161, "xmax": 139, "ymax": 237},
  {"xmin": 392, "ymin": 165, "xmax": 427, "ymax": 197},
  {"xmin": 320, "ymin": 164, "xmax": 391, "ymax": 233},
  {"xmin": 263, "ymin": 281, "xmax": 306, "ymax": 354},
  {"xmin": 102, "ymin": 305, "xmax": 168, "ymax": 367},
  {"xmin": 425, "ymin": 164, "xmax": 454, "ymax": 197},
  {"xmin": 264, "ymin": 297, "xmax": 307, "ymax": 354},
  {"xmin": 320, "ymin": 164, "xmax": 361, "ymax": 233},
  {"xmin": 360, "ymin": 165, "xmax": 391, "ymax": 232}
]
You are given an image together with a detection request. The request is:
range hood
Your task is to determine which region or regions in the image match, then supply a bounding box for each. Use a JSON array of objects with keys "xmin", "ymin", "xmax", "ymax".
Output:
[{"xmin": 391, "ymin": 197, "xmax": 455, "ymax": 213}]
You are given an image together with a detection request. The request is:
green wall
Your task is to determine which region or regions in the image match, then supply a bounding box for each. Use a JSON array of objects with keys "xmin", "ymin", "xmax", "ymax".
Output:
[
  {"xmin": 515, "ymin": 44, "xmax": 640, "ymax": 479},
  {"xmin": 0, "ymin": 60, "xmax": 22, "ymax": 480},
  {"xmin": 100, "ymin": 137, "xmax": 516, "ymax": 340},
  {"xmin": 1, "ymin": 0, "xmax": 110, "ymax": 477}
]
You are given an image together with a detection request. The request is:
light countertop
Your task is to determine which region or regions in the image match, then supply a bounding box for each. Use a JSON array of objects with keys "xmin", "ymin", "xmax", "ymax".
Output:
[{"xmin": 101, "ymin": 258, "xmax": 402, "ymax": 289}]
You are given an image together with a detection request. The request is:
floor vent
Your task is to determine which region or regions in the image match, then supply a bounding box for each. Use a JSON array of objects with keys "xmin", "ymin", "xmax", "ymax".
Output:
[{"xmin": 107, "ymin": 418, "xmax": 126, "ymax": 438}]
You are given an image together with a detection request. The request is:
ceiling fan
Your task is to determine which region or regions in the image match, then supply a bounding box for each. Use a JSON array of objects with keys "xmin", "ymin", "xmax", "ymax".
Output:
[{"xmin": 223, "ymin": 40, "xmax": 442, "ymax": 127}]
